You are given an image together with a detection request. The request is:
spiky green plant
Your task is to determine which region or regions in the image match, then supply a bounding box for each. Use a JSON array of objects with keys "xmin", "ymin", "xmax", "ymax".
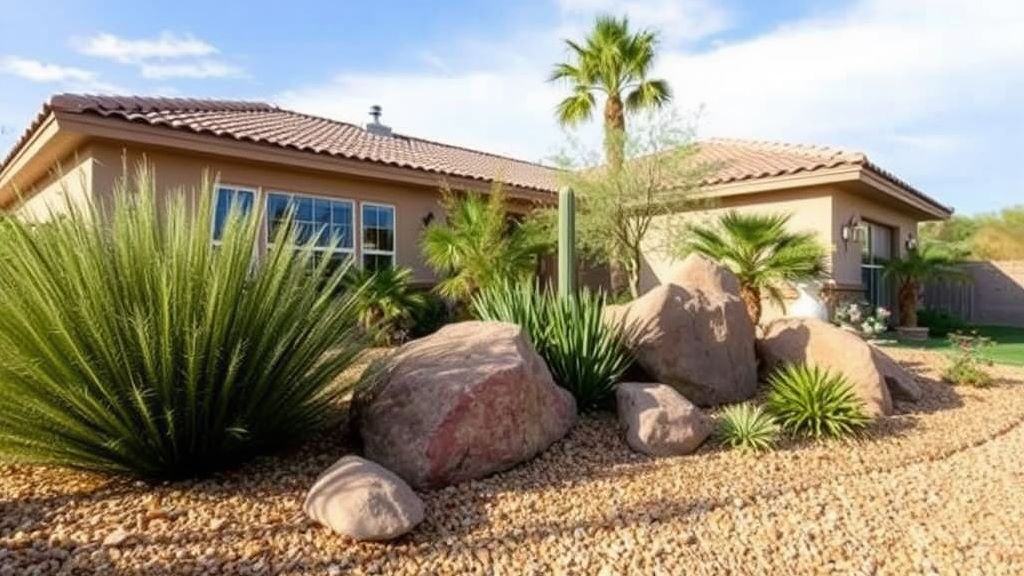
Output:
[
  {"xmin": 0, "ymin": 167, "xmax": 368, "ymax": 478},
  {"xmin": 766, "ymin": 364, "xmax": 870, "ymax": 439},
  {"xmin": 716, "ymin": 403, "xmax": 779, "ymax": 451},
  {"xmin": 472, "ymin": 282, "xmax": 635, "ymax": 410},
  {"xmin": 345, "ymin": 266, "xmax": 426, "ymax": 345}
]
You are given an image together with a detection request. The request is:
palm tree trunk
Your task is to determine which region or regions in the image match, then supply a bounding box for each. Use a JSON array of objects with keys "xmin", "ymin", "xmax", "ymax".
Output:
[
  {"xmin": 898, "ymin": 281, "xmax": 919, "ymax": 327},
  {"xmin": 604, "ymin": 95, "xmax": 626, "ymax": 172},
  {"xmin": 740, "ymin": 285, "xmax": 762, "ymax": 326}
]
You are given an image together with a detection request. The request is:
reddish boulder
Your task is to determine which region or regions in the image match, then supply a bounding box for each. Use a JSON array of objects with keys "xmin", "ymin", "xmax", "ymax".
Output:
[{"xmin": 353, "ymin": 321, "xmax": 577, "ymax": 489}]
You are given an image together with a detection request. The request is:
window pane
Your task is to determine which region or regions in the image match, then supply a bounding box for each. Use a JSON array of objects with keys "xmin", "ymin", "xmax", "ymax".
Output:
[
  {"xmin": 295, "ymin": 197, "xmax": 313, "ymax": 221},
  {"xmin": 213, "ymin": 187, "xmax": 254, "ymax": 241},
  {"xmin": 377, "ymin": 228, "xmax": 394, "ymax": 251},
  {"xmin": 314, "ymin": 199, "xmax": 331, "ymax": 226},
  {"xmin": 363, "ymin": 253, "xmax": 394, "ymax": 272}
]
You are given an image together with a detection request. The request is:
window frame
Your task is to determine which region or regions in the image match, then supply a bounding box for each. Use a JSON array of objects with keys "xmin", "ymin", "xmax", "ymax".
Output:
[
  {"xmin": 860, "ymin": 220, "xmax": 895, "ymax": 310},
  {"xmin": 210, "ymin": 184, "xmax": 258, "ymax": 245},
  {"xmin": 264, "ymin": 190, "xmax": 357, "ymax": 259},
  {"xmin": 360, "ymin": 201, "xmax": 397, "ymax": 271}
]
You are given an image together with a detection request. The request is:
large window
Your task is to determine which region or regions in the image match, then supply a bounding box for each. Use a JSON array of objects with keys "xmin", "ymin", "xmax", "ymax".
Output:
[
  {"xmin": 266, "ymin": 192, "xmax": 354, "ymax": 266},
  {"xmin": 861, "ymin": 222, "xmax": 894, "ymax": 310},
  {"xmin": 361, "ymin": 203, "xmax": 395, "ymax": 271},
  {"xmin": 212, "ymin": 185, "xmax": 256, "ymax": 242}
]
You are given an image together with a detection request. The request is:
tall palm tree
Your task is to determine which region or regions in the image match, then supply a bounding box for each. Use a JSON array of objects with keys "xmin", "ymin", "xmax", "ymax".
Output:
[
  {"xmin": 883, "ymin": 242, "xmax": 967, "ymax": 328},
  {"xmin": 550, "ymin": 15, "xmax": 672, "ymax": 171},
  {"xmin": 680, "ymin": 211, "xmax": 827, "ymax": 325},
  {"xmin": 421, "ymin": 184, "xmax": 549, "ymax": 306}
]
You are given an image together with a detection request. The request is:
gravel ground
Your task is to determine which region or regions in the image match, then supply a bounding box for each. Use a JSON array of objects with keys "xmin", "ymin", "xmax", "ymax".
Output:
[{"xmin": 2, "ymin": 347, "xmax": 1024, "ymax": 575}]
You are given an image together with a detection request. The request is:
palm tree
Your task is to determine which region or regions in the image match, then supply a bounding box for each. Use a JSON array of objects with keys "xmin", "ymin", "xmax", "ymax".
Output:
[
  {"xmin": 345, "ymin": 266, "xmax": 426, "ymax": 345},
  {"xmin": 550, "ymin": 15, "xmax": 672, "ymax": 171},
  {"xmin": 421, "ymin": 184, "xmax": 548, "ymax": 306},
  {"xmin": 679, "ymin": 211, "xmax": 827, "ymax": 325},
  {"xmin": 884, "ymin": 242, "xmax": 967, "ymax": 328}
]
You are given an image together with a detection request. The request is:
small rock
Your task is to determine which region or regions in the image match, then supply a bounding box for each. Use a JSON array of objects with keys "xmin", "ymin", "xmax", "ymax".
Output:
[{"xmin": 101, "ymin": 527, "xmax": 131, "ymax": 547}]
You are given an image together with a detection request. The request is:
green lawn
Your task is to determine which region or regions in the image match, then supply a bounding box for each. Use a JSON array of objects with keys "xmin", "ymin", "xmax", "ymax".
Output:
[{"xmin": 880, "ymin": 325, "xmax": 1024, "ymax": 367}]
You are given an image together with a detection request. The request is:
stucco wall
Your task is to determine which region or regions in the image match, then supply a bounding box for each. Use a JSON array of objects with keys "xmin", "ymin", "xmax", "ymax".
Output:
[
  {"xmin": 15, "ymin": 153, "xmax": 94, "ymax": 222},
  {"xmin": 830, "ymin": 187, "xmax": 918, "ymax": 287},
  {"xmin": 87, "ymin": 141, "xmax": 457, "ymax": 283}
]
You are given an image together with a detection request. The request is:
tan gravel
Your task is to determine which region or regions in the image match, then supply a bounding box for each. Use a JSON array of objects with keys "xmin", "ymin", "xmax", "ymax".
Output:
[{"xmin": 2, "ymin": 347, "xmax": 1024, "ymax": 575}]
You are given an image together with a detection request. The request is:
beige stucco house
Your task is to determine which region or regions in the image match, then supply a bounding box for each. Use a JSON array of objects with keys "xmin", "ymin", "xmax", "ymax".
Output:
[{"xmin": 0, "ymin": 94, "xmax": 951, "ymax": 312}]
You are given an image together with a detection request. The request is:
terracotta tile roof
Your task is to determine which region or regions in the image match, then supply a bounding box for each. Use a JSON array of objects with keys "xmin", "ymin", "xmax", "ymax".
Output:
[
  {"xmin": 2, "ymin": 95, "xmax": 948, "ymax": 214},
  {"xmin": 2, "ymin": 94, "xmax": 560, "ymax": 193},
  {"xmin": 696, "ymin": 138, "xmax": 950, "ymax": 213}
]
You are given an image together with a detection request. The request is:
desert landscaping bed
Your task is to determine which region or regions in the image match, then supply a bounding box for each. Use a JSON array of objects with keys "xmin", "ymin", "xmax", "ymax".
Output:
[{"xmin": 2, "ymin": 347, "xmax": 1024, "ymax": 576}]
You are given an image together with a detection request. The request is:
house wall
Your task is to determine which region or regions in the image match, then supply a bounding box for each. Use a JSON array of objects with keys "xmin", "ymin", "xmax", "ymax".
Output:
[
  {"xmin": 830, "ymin": 187, "xmax": 918, "ymax": 286},
  {"xmin": 86, "ymin": 140, "xmax": 465, "ymax": 283},
  {"xmin": 14, "ymin": 153, "xmax": 94, "ymax": 222}
]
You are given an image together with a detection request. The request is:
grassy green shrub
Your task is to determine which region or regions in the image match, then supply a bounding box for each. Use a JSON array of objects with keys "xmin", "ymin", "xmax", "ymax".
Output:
[
  {"xmin": 472, "ymin": 282, "xmax": 635, "ymax": 411},
  {"xmin": 345, "ymin": 266, "xmax": 425, "ymax": 345},
  {"xmin": 0, "ymin": 168, "xmax": 367, "ymax": 478},
  {"xmin": 716, "ymin": 403, "xmax": 779, "ymax": 451},
  {"xmin": 766, "ymin": 364, "xmax": 870, "ymax": 439},
  {"xmin": 943, "ymin": 331, "xmax": 994, "ymax": 387},
  {"xmin": 917, "ymin": 308, "xmax": 967, "ymax": 338}
]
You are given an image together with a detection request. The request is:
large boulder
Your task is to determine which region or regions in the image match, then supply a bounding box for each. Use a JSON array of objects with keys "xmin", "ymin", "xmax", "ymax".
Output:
[
  {"xmin": 616, "ymin": 382, "xmax": 712, "ymax": 457},
  {"xmin": 872, "ymin": 347, "xmax": 922, "ymax": 402},
  {"xmin": 353, "ymin": 321, "xmax": 577, "ymax": 489},
  {"xmin": 757, "ymin": 317, "xmax": 896, "ymax": 416},
  {"xmin": 606, "ymin": 254, "xmax": 758, "ymax": 406},
  {"xmin": 303, "ymin": 456, "xmax": 424, "ymax": 542}
]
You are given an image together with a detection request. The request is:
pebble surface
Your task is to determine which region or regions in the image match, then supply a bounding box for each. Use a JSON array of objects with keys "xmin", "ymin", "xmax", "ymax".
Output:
[{"xmin": 2, "ymin": 348, "xmax": 1023, "ymax": 575}]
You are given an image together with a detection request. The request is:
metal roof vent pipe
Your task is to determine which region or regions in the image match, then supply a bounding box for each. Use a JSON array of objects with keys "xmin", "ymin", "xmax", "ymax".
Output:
[{"xmin": 365, "ymin": 104, "xmax": 392, "ymax": 137}]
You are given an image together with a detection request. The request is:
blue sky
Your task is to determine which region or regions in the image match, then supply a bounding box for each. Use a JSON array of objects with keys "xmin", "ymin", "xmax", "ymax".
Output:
[{"xmin": 1, "ymin": 0, "xmax": 1021, "ymax": 215}]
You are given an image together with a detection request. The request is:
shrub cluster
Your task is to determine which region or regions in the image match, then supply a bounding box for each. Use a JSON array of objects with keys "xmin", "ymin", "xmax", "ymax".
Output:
[
  {"xmin": 716, "ymin": 403, "xmax": 779, "ymax": 451},
  {"xmin": 765, "ymin": 364, "xmax": 870, "ymax": 439},
  {"xmin": 472, "ymin": 282, "xmax": 635, "ymax": 411},
  {"xmin": 0, "ymin": 169, "xmax": 368, "ymax": 478},
  {"xmin": 943, "ymin": 331, "xmax": 994, "ymax": 387},
  {"xmin": 917, "ymin": 308, "xmax": 968, "ymax": 338}
]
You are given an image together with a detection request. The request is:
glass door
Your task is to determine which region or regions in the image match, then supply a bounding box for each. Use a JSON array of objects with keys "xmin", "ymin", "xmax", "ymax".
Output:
[{"xmin": 860, "ymin": 222, "xmax": 894, "ymax": 311}]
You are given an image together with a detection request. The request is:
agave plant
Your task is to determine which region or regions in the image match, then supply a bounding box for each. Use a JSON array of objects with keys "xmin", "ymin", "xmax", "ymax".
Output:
[
  {"xmin": 0, "ymin": 166, "xmax": 367, "ymax": 478},
  {"xmin": 716, "ymin": 403, "xmax": 779, "ymax": 451},
  {"xmin": 472, "ymin": 282, "xmax": 635, "ymax": 410},
  {"xmin": 766, "ymin": 364, "xmax": 870, "ymax": 439},
  {"xmin": 345, "ymin": 266, "xmax": 426, "ymax": 345}
]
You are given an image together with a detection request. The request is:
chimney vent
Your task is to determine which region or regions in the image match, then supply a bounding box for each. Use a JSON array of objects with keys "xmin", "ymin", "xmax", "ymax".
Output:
[{"xmin": 365, "ymin": 104, "xmax": 392, "ymax": 137}]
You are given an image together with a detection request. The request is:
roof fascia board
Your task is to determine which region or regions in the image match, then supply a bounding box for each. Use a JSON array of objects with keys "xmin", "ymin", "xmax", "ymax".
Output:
[
  {"xmin": 0, "ymin": 112, "xmax": 60, "ymax": 191},
  {"xmin": 858, "ymin": 168, "xmax": 952, "ymax": 219}
]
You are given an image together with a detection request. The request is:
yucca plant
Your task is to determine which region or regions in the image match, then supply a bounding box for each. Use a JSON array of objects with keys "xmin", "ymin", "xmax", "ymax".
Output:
[
  {"xmin": 472, "ymin": 282, "xmax": 635, "ymax": 411},
  {"xmin": 766, "ymin": 364, "xmax": 870, "ymax": 439},
  {"xmin": 716, "ymin": 403, "xmax": 779, "ymax": 451},
  {"xmin": 345, "ymin": 266, "xmax": 426, "ymax": 345},
  {"xmin": 0, "ymin": 166, "xmax": 367, "ymax": 478}
]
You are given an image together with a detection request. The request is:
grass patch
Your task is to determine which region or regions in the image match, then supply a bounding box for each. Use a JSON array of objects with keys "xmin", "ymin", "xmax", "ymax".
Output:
[{"xmin": 880, "ymin": 325, "xmax": 1024, "ymax": 367}]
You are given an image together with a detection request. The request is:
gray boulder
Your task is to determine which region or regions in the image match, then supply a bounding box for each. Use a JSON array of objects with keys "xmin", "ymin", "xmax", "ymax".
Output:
[
  {"xmin": 304, "ymin": 456, "xmax": 424, "ymax": 541},
  {"xmin": 616, "ymin": 382, "xmax": 712, "ymax": 456}
]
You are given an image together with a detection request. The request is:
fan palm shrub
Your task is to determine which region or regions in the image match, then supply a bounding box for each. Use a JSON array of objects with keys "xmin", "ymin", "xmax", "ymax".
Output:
[
  {"xmin": 766, "ymin": 364, "xmax": 870, "ymax": 439},
  {"xmin": 716, "ymin": 403, "xmax": 779, "ymax": 451},
  {"xmin": 0, "ymin": 167, "xmax": 367, "ymax": 478},
  {"xmin": 345, "ymin": 266, "xmax": 425, "ymax": 345},
  {"xmin": 883, "ymin": 242, "xmax": 967, "ymax": 328},
  {"xmin": 472, "ymin": 282, "xmax": 635, "ymax": 410},
  {"xmin": 678, "ymin": 211, "xmax": 827, "ymax": 325},
  {"xmin": 421, "ymin": 184, "xmax": 548, "ymax": 307}
]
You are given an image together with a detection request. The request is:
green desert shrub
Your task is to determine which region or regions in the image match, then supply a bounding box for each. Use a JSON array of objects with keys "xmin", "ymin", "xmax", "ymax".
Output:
[
  {"xmin": 716, "ymin": 403, "xmax": 779, "ymax": 451},
  {"xmin": 943, "ymin": 331, "xmax": 994, "ymax": 387},
  {"xmin": 917, "ymin": 308, "xmax": 967, "ymax": 338},
  {"xmin": 408, "ymin": 291, "xmax": 453, "ymax": 339},
  {"xmin": 472, "ymin": 282, "xmax": 635, "ymax": 411},
  {"xmin": 0, "ymin": 168, "xmax": 367, "ymax": 478},
  {"xmin": 345, "ymin": 266, "xmax": 425, "ymax": 345},
  {"xmin": 766, "ymin": 364, "xmax": 870, "ymax": 439}
]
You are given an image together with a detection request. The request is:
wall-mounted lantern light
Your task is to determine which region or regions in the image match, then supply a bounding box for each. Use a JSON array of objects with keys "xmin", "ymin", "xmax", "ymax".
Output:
[
  {"xmin": 905, "ymin": 232, "xmax": 918, "ymax": 252},
  {"xmin": 422, "ymin": 211, "xmax": 435, "ymax": 228},
  {"xmin": 841, "ymin": 214, "xmax": 862, "ymax": 249}
]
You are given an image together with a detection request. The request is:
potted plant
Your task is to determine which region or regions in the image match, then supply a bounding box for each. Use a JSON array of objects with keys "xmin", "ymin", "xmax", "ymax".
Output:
[{"xmin": 883, "ymin": 242, "xmax": 966, "ymax": 341}]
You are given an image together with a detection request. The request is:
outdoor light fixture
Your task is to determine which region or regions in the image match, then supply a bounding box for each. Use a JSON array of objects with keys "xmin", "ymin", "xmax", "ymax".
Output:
[
  {"xmin": 841, "ymin": 215, "xmax": 861, "ymax": 249},
  {"xmin": 422, "ymin": 211, "xmax": 435, "ymax": 227},
  {"xmin": 905, "ymin": 233, "xmax": 918, "ymax": 251}
]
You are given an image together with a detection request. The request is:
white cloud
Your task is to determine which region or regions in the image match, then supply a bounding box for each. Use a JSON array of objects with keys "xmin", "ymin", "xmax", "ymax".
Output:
[
  {"xmin": 140, "ymin": 60, "xmax": 245, "ymax": 80},
  {"xmin": 76, "ymin": 32, "xmax": 217, "ymax": 63},
  {"xmin": 0, "ymin": 56, "xmax": 95, "ymax": 82},
  {"xmin": 278, "ymin": 0, "xmax": 1024, "ymax": 213}
]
